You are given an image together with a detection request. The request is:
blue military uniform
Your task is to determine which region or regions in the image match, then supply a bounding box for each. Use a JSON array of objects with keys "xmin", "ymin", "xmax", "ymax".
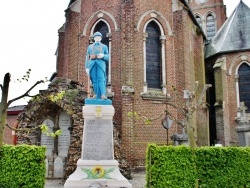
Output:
[{"xmin": 85, "ymin": 32, "xmax": 109, "ymax": 99}]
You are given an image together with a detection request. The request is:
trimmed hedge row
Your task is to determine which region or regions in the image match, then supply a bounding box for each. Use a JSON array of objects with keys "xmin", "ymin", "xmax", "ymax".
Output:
[
  {"xmin": 146, "ymin": 145, "xmax": 250, "ymax": 188},
  {"xmin": 146, "ymin": 145, "xmax": 197, "ymax": 188},
  {"xmin": 0, "ymin": 144, "xmax": 46, "ymax": 188},
  {"xmin": 196, "ymin": 147, "xmax": 250, "ymax": 188}
]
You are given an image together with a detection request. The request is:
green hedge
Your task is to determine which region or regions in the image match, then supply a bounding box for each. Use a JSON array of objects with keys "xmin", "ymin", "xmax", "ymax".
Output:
[
  {"xmin": 146, "ymin": 145, "xmax": 250, "ymax": 188},
  {"xmin": 0, "ymin": 144, "xmax": 46, "ymax": 188},
  {"xmin": 196, "ymin": 147, "xmax": 250, "ymax": 188},
  {"xmin": 146, "ymin": 145, "xmax": 197, "ymax": 188}
]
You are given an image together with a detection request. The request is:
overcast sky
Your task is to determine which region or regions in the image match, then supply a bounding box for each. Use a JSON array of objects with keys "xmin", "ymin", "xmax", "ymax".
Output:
[{"xmin": 0, "ymin": 0, "xmax": 249, "ymax": 107}]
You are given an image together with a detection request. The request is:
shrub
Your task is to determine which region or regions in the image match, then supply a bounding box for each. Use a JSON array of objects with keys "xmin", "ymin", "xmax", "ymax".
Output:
[
  {"xmin": 146, "ymin": 145, "xmax": 250, "ymax": 188},
  {"xmin": 146, "ymin": 144, "xmax": 197, "ymax": 188},
  {"xmin": 0, "ymin": 144, "xmax": 46, "ymax": 188},
  {"xmin": 196, "ymin": 147, "xmax": 250, "ymax": 188}
]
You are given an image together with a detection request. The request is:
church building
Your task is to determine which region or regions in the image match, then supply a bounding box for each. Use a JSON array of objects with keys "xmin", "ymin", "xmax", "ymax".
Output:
[
  {"xmin": 16, "ymin": 0, "xmax": 250, "ymax": 179},
  {"xmin": 205, "ymin": 1, "xmax": 250, "ymax": 146},
  {"xmin": 56, "ymin": 0, "xmax": 208, "ymax": 167}
]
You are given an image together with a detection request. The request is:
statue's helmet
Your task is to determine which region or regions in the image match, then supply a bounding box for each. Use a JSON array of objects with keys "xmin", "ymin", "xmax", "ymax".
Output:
[{"xmin": 93, "ymin": 31, "xmax": 103, "ymax": 38}]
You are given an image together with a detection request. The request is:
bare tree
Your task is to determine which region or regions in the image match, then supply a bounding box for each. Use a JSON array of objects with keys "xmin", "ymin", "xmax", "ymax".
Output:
[
  {"xmin": 129, "ymin": 81, "xmax": 212, "ymax": 149},
  {"xmin": 0, "ymin": 72, "xmax": 44, "ymax": 149}
]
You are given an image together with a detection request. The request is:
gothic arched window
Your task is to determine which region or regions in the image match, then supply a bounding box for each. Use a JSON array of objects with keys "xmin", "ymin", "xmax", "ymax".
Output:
[
  {"xmin": 94, "ymin": 21, "xmax": 109, "ymax": 85},
  {"xmin": 196, "ymin": 15, "xmax": 202, "ymax": 28},
  {"xmin": 238, "ymin": 63, "xmax": 250, "ymax": 112},
  {"xmin": 206, "ymin": 14, "xmax": 216, "ymax": 40},
  {"xmin": 146, "ymin": 21, "xmax": 162, "ymax": 89}
]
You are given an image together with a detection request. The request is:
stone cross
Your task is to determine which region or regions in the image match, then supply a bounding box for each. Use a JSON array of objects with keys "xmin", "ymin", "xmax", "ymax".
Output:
[{"xmin": 239, "ymin": 102, "xmax": 248, "ymax": 122}]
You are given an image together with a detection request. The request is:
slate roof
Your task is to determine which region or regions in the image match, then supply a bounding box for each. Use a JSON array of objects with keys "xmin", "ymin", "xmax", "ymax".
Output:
[{"xmin": 205, "ymin": 0, "xmax": 250, "ymax": 58}]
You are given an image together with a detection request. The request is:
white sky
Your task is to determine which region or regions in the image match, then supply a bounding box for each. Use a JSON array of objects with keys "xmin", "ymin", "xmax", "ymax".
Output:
[{"xmin": 0, "ymin": 0, "xmax": 249, "ymax": 107}]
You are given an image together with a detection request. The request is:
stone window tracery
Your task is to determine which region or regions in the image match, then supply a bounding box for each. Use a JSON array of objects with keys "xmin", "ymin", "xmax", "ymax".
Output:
[
  {"xmin": 237, "ymin": 62, "xmax": 250, "ymax": 112},
  {"xmin": 93, "ymin": 21, "xmax": 109, "ymax": 84},
  {"xmin": 195, "ymin": 15, "xmax": 202, "ymax": 29},
  {"xmin": 146, "ymin": 21, "xmax": 162, "ymax": 89},
  {"xmin": 206, "ymin": 14, "xmax": 216, "ymax": 40},
  {"xmin": 142, "ymin": 19, "xmax": 167, "ymax": 97},
  {"xmin": 91, "ymin": 20, "xmax": 113, "ymax": 96}
]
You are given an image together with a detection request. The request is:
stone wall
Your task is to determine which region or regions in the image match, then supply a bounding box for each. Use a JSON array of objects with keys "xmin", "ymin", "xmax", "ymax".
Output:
[{"xmin": 17, "ymin": 77, "xmax": 131, "ymax": 179}]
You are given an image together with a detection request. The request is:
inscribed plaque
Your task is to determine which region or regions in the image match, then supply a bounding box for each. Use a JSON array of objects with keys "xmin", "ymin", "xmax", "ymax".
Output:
[{"xmin": 82, "ymin": 119, "xmax": 113, "ymax": 160}]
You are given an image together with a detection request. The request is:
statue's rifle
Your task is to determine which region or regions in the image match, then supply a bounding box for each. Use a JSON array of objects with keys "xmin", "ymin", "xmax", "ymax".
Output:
[{"xmin": 87, "ymin": 52, "xmax": 91, "ymax": 98}]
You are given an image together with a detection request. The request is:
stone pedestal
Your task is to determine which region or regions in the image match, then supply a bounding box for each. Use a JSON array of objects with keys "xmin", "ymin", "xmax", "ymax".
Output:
[
  {"xmin": 236, "ymin": 123, "xmax": 250, "ymax": 146},
  {"xmin": 64, "ymin": 99, "xmax": 132, "ymax": 188}
]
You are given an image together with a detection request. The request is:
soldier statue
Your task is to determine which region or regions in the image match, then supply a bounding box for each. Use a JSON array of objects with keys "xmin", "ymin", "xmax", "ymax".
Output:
[{"xmin": 85, "ymin": 31, "xmax": 109, "ymax": 99}]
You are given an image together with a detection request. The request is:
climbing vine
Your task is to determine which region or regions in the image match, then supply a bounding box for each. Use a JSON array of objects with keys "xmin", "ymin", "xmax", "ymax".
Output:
[
  {"xmin": 49, "ymin": 91, "xmax": 65, "ymax": 102},
  {"xmin": 40, "ymin": 124, "xmax": 62, "ymax": 137}
]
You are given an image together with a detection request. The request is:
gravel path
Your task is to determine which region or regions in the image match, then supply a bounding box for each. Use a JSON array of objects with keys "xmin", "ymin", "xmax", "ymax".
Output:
[{"xmin": 45, "ymin": 171, "xmax": 146, "ymax": 188}]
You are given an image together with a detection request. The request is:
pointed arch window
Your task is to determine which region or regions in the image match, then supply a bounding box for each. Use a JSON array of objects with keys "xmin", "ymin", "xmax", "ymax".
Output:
[
  {"xmin": 238, "ymin": 63, "xmax": 250, "ymax": 112},
  {"xmin": 195, "ymin": 15, "xmax": 202, "ymax": 29},
  {"xmin": 206, "ymin": 14, "xmax": 216, "ymax": 40},
  {"xmin": 145, "ymin": 21, "xmax": 162, "ymax": 89},
  {"xmin": 93, "ymin": 21, "xmax": 110, "ymax": 85}
]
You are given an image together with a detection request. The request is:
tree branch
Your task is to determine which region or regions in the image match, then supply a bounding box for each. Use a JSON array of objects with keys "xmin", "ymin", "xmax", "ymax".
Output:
[
  {"xmin": 27, "ymin": 94, "xmax": 40, "ymax": 98},
  {"xmin": 7, "ymin": 80, "xmax": 44, "ymax": 107},
  {"xmin": 197, "ymin": 84, "xmax": 212, "ymax": 106},
  {"xmin": 165, "ymin": 110, "xmax": 186, "ymax": 127},
  {"xmin": 138, "ymin": 110, "xmax": 166, "ymax": 122},
  {"xmin": 165, "ymin": 102, "xmax": 187, "ymax": 116},
  {"xmin": 5, "ymin": 122, "xmax": 41, "ymax": 132}
]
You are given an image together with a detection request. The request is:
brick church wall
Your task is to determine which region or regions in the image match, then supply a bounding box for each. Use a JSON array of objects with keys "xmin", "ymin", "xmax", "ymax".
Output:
[
  {"xmin": 57, "ymin": 28, "xmax": 65, "ymax": 78},
  {"xmin": 64, "ymin": 11, "xmax": 81, "ymax": 81},
  {"xmin": 56, "ymin": 0, "xmax": 208, "ymax": 167}
]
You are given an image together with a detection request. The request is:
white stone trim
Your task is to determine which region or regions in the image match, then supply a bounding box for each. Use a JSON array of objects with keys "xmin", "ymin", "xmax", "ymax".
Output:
[
  {"xmin": 143, "ymin": 33, "xmax": 148, "ymax": 93},
  {"xmin": 69, "ymin": 0, "xmax": 81, "ymax": 13},
  {"xmin": 235, "ymin": 74, "xmax": 240, "ymax": 112},
  {"xmin": 213, "ymin": 57, "xmax": 226, "ymax": 70},
  {"xmin": 90, "ymin": 19, "xmax": 111, "ymax": 35},
  {"xmin": 204, "ymin": 10, "xmax": 217, "ymax": 19},
  {"xmin": 235, "ymin": 61, "xmax": 250, "ymax": 110},
  {"xmin": 106, "ymin": 33, "xmax": 112, "ymax": 89},
  {"xmin": 194, "ymin": 12, "xmax": 204, "ymax": 31},
  {"xmin": 142, "ymin": 19, "xmax": 167, "ymax": 94},
  {"xmin": 90, "ymin": 20, "xmax": 112, "ymax": 88},
  {"xmin": 135, "ymin": 10, "xmax": 173, "ymax": 36},
  {"xmin": 82, "ymin": 10, "xmax": 119, "ymax": 37},
  {"xmin": 228, "ymin": 55, "xmax": 249, "ymax": 75},
  {"xmin": 204, "ymin": 11, "xmax": 217, "ymax": 39},
  {"xmin": 160, "ymin": 35, "xmax": 167, "ymax": 95},
  {"xmin": 172, "ymin": 0, "xmax": 184, "ymax": 12}
]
